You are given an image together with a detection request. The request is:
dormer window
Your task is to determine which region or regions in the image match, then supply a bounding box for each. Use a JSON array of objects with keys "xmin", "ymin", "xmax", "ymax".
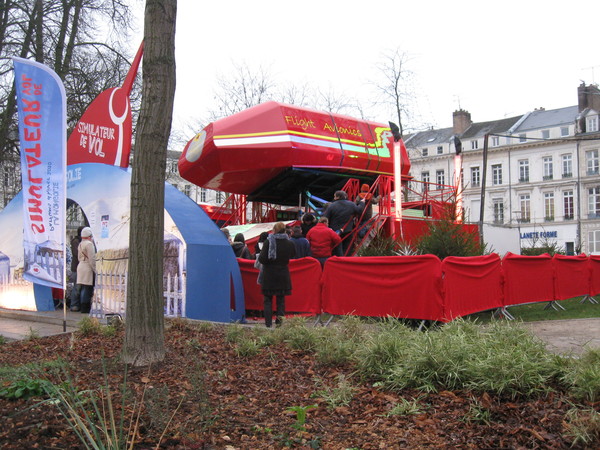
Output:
[
  {"xmin": 587, "ymin": 114, "xmax": 599, "ymax": 133},
  {"xmin": 422, "ymin": 148, "xmax": 428, "ymax": 157}
]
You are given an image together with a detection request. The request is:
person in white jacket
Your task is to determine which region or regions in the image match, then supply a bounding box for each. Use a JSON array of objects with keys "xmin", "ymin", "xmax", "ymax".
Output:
[{"xmin": 71, "ymin": 227, "xmax": 96, "ymax": 313}]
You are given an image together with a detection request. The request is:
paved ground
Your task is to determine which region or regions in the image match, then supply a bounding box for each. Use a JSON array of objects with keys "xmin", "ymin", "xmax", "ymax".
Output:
[
  {"xmin": 1, "ymin": 308, "xmax": 599, "ymax": 356},
  {"xmin": 522, "ymin": 318, "xmax": 600, "ymax": 356},
  {"xmin": 0, "ymin": 308, "xmax": 81, "ymax": 341}
]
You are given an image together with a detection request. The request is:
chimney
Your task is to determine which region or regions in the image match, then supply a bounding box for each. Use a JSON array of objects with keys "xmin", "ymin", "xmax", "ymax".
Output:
[
  {"xmin": 453, "ymin": 109, "xmax": 472, "ymax": 134},
  {"xmin": 578, "ymin": 82, "xmax": 600, "ymax": 112}
]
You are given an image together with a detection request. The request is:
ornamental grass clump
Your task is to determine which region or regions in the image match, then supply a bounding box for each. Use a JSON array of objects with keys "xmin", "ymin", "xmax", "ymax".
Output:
[
  {"xmin": 278, "ymin": 316, "xmax": 320, "ymax": 352},
  {"xmin": 353, "ymin": 318, "xmax": 417, "ymax": 381},
  {"xmin": 355, "ymin": 319, "xmax": 562, "ymax": 398},
  {"xmin": 562, "ymin": 347, "xmax": 600, "ymax": 402},
  {"xmin": 460, "ymin": 320, "xmax": 562, "ymax": 398}
]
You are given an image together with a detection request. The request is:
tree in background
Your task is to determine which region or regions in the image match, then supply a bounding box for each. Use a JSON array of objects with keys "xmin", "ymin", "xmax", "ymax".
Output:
[
  {"xmin": 122, "ymin": 0, "xmax": 176, "ymax": 366},
  {"xmin": 0, "ymin": 0, "xmax": 136, "ymax": 206},
  {"xmin": 372, "ymin": 48, "xmax": 416, "ymax": 137},
  {"xmin": 203, "ymin": 61, "xmax": 363, "ymax": 125}
]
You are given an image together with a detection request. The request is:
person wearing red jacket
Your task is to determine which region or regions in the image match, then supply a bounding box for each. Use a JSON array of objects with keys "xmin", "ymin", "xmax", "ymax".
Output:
[{"xmin": 306, "ymin": 217, "xmax": 342, "ymax": 268}]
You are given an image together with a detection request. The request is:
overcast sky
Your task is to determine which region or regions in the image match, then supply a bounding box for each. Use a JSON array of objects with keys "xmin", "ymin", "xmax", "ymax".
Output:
[{"xmin": 134, "ymin": 0, "xmax": 599, "ymax": 140}]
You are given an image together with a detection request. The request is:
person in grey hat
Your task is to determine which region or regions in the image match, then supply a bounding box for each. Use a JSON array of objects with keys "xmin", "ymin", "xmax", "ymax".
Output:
[{"xmin": 71, "ymin": 227, "xmax": 96, "ymax": 313}]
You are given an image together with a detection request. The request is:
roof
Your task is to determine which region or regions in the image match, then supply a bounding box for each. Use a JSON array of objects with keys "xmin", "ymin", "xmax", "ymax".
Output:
[
  {"xmin": 512, "ymin": 106, "xmax": 578, "ymax": 132},
  {"xmin": 460, "ymin": 115, "xmax": 522, "ymax": 139},
  {"xmin": 404, "ymin": 127, "xmax": 455, "ymax": 147}
]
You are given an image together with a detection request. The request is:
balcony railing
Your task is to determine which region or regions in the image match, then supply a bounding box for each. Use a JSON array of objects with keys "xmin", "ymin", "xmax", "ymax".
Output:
[
  {"xmin": 543, "ymin": 175, "xmax": 553, "ymax": 181},
  {"xmin": 562, "ymin": 172, "xmax": 573, "ymax": 179},
  {"xmin": 564, "ymin": 215, "xmax": 574, "ymax": 220},
  {"xmin": 587, "ymin": 169, "xmax": 600, "ymax": 176},
  {"xmin": 518, "ymin": 177, "xmax": 529, "ymax": 183},
  {"xmin": 544, "ymin": 216, "xmax": 555, "ymax": 222}
]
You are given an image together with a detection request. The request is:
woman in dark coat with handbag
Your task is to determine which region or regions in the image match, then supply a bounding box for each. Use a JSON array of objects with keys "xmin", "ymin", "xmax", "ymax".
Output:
[{"xmin": 258, "ymin": 222, "xmax": 296, "ymax": 327}]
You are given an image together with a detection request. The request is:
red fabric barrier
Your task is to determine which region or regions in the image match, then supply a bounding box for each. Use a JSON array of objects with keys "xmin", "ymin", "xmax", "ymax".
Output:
[
  {"xmin": 441, "ymin": 254, "xmax": 503, "ymax": 320},
  {"xmin": 237, "ymin": 257, "xmax": 322, "ymax": 315},
  {"xmin": 502, "ymin": 253, "xmax": 554, "ymax": 306},
  {"xmin": 321, "ymin": 255, "xmax": 444, "ymax": 321},
  {"xmin": 553, "ymin": 254, "xmax": 590, "ymax": 301},
  {"xmin": 591, "ymin": 255, "xmax": 600, "ymax": 296}
]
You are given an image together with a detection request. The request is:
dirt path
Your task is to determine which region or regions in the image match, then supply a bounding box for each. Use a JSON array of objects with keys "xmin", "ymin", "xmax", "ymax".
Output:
[{"xmin": 522, "ymin": 318, "xmax": 600, "ymax": 356}]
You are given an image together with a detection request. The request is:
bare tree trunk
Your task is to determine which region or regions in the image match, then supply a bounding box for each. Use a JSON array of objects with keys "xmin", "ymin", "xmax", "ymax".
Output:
[{"xmin": 122, "ymin": 0, "xmax": 176, "ymax": 366}]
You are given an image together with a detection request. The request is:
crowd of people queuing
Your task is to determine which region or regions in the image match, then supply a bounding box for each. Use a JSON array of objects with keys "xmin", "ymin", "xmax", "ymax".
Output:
[{"xmin": 226, "ymin": 186, "xmax": 379, "ymax": 326}]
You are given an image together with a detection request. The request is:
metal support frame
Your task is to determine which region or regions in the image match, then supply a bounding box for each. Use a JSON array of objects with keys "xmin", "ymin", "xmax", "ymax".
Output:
[
  {"xmin": 492, "ymin": 307, "xmax": 515, "ymax": 320},
  {"xmin": 580, "ymin": 294, "xmax": 599, "ymax": 305},
  {"xmin": 543, "ymin": 300, "xmax": 566, "ymax": 311}
]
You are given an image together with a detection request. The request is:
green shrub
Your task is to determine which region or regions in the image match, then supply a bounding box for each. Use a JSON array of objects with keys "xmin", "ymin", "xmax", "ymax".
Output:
[
  {"xmin": 77, "ymin": 316, "xmax": 103, "ymax": 335},
  {"xmin": 0, "ymin": 377, "xmax": 51, "ymax": 400},
  {"xmin": 356, "ymin": 232, "xmax": 404, "ymax": 256}
]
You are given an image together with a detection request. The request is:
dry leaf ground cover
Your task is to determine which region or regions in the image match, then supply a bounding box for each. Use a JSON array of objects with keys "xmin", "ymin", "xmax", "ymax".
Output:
[{"xmin": 1, "ymin": 317, "xmax": 599, "ymax": 449}]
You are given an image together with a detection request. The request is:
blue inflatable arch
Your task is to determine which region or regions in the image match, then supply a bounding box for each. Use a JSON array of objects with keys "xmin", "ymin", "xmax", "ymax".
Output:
[{"xmin": 0, "ymin": 163, "xmax": 245, "ymax": 322}]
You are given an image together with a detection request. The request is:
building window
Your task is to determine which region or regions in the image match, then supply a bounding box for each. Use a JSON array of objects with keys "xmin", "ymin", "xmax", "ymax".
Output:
[
  {"xmin": 544, "ymin": 192, "xmax": 555, "ymax": 221},
  {"xmin": 436, "ymin": 170, "xmax": 445, "ymax": 189},
  {"xmin": 492, "ymin": 164, "xmax": 502, "ymax": 185},
  {"xmin": 437, "ymin": 146, "xmax": 443, "ymax": 155},
  {"xmin": 493, "ymin": 199, "xmax": 504, "ymax": 224},
  {"xmin": 543, "ymin": 156, "xmax": 553, "ymax": 180},
  {"xmin": 541, "ymin": 129, "xmax": 550, "ymax": 139},
  {"xmin": 520, "ymin": 194, "xmax": 531, "ymax": 222},
  {"xmin": 471, "ymin": 166, "xmax": 480, "ymax": 187},
  {"xmin": 587, "ymin": 115, "xmax": 599, "ymax": 133},
  {"xmin": 216, "ymin": 191, "xmax": 224, "ymax": 203},
  {"xmin": 589, "ymin": 230, "xmax": 600, "ymax": 254},
  {"xmin": 587, "ymin": 149, "xmax": 599, "ymax": 175},
  {"xmin": 422, "ymin": 148, "xmax": 428, "ymax": 157},
  {"xmin": 563, "ymin": 190, "xmax": 574, "ymax": 220},
  {"xmin": 518, "ymin": 159, "xmax": 529, "ymax": 182},
  {"xmin": 562, "ymin": 154, "xmax": 573, "ymax": 178},
  {"xmin": 491, "ymin": 136, "xmax": 500, "ymax": 147},
  {"xmin": 589, "ymin": 187, "xmax": 600, "ymax": 219},
  {"xmin": 560, "ymin": 126, "xmax": 569, "ymax": 137},
  {"xmin": 471, "ymin": 140, "xmax": 478, "ymax": 150},
  {"xmin": 519, "ymin": 134, "xmax": 527, "ymax": 143},
  {"xmin": 421, "ymin": 171, "xmax": 430, "ymax": 192},
  {"xmin": 200, "ymin": 188, "xmax": 207, "ymax": 202}
]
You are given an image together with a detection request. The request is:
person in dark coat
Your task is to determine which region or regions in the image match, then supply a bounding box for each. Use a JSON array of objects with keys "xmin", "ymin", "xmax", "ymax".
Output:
[
  {"xmin": 301, "ymin": 213, "xmax": 317, "ymax": 237},
  {"xmin": 323, "ymin": 190, "xmax": 363, "ymax": 256},
  {"xmin": 254, "ymin": 231, "xmax": 269, "ymax": 255},
  {"xmin": 231, "ymin": 233, "xmax": 253, "ymax": 259},
  {"xmin": 290, "ymin": 226, "xmax": 311, "ymax": 258},
  {"xmin": 258, "ymin": 222, "xmax": 296, "ymax": 327}
]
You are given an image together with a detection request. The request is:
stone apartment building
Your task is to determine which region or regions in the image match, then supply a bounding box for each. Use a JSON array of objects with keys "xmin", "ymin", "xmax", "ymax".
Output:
[
  {"xmin": 405, "ymin": 83, "xmax": 600, "ymax": 255},
  {"xmin": 165, "ymin": 150, "xmax": 225, "ymax": 207}
]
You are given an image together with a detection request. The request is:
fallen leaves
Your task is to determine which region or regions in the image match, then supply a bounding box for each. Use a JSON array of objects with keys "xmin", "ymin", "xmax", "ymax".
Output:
[{"xmin": 0, "ymin": 325, "xmax": 579, "ymax": 449}]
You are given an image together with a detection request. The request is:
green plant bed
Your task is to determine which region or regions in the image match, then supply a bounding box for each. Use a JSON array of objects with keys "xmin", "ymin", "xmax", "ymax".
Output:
[{"xmin": 466, "ymin": 296, "xmax": 600, "ymax": 323}]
